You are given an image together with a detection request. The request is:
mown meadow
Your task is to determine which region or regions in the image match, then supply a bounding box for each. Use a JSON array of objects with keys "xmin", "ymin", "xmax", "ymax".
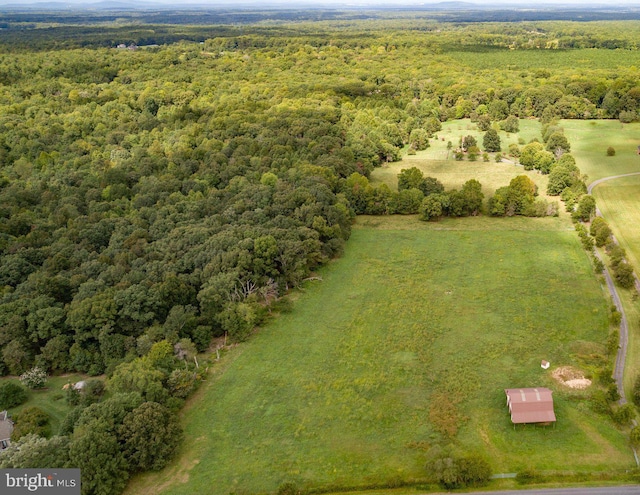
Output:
[
  {"xmin": 126, "ymin": 215, "xmax": 632, "ymax": 495},
  {"xmin": 566, "ymin": 120, "xmax": 640, "ymax": 403}
]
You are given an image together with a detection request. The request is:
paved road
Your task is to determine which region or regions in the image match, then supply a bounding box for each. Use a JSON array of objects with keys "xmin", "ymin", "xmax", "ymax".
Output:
[
  {"xmin": 592, "ymin": 244, "xmax": 628, "ymax": 403},
  {"xmin": 587, "ymin": 171, "xmax": 640, "ymax": 403},
  {"xmin": 459, "ymin": 486, "xmax": 640, "ymax": 495},
  {"xmin": 587, "ymin": 172, "xmax": 640, "ymax": 195}
]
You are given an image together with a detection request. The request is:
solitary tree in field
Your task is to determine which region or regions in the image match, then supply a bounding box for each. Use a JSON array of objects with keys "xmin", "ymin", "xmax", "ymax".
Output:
[
  {"xmin": 483, "ymin": 129, "xmax": 501, "ymax": 152},
  {"xmin": 607, "ymin": 146, "xmax": 616, "ymax": 156}
]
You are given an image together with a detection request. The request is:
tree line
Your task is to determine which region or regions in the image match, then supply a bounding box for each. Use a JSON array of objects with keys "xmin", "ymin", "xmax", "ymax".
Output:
[{"xmin": 0, "ymin": 19, "xmax": 639, "ymax": 494}]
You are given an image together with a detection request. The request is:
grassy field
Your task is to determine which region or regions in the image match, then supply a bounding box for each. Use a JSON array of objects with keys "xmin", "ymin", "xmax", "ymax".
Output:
[
  {"xmin": 0, "ymin": 374, "xmax": 86, "ymax": 435},
  {"xmin": 371, "ymin": 119, "xmax": 551, "ymax": 201},
  {"xmin": 565, "ymin": 120, "xmax": 640, "ymax": 399},
  {"xmin": 446, "ymin": 47, "xmax": 640, "ymax": 71},
  {"xmin": 126, "ymin": 216, "xmax": 632, "ymax": 495},
  {"xmin": 564, "ymin": 120, "xmax": 640, "ymax": 181},
  {"xmin": 595, "ymin": 178, "xmax": 640, "ymax": 394},
  {"xmin": 593, "ymin": 177, "xmax": 640, "ymax": 273}
]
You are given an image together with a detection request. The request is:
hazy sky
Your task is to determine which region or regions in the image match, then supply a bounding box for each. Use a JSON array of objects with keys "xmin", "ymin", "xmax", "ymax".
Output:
[
  {"xmin": 5, "ymin": 0, "xmax": 640, "ymax": 7},
  {"xmin": 8, "ymin": 0, "xmax": 640, "ymax": 4}
]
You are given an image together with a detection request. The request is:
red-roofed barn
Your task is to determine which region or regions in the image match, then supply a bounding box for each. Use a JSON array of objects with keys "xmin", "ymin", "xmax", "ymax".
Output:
[{"xmin": 505, "ymin": 388, "xmax": 556, "ymax": 425}]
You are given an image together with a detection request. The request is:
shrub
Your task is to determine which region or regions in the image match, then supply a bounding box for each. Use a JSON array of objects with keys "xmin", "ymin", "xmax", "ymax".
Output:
[
  {"xmin": 588, "ymin": 389, "xmax": 610, "ymax": 415},
  {"xmin": 0, "ymin": 382, "xmax": 28, "ymax": 409},
  {"xmin": 619, "ymin": 110, "xmax": 637, "ymax": 123},
  {"xmin": 606, "ymin": 146, "xmax": 616, "ymax": 156},
  {"xmin": 612, "ymin": 403, "xmax": 635, "ymax": 425},
  {"xmin": 425, "ymin": 446, "xmax": 491, "ymax": 490},
  {"xmin": 592, "ymin": 256, "xmax": 605, "ymax": 274},
  {"xmin": 631, "ymin": 425, "xmax": 640, "ymax": 446},
  {"xmin": 467, "ymin": 146, "xmax": 480, "ymax": 161},
  {"xmin": 516, "ymin": 468, "xmax": 545, "ymax": 485},
  {"xmin": 606, "ymin": 329, "xmax": 620, "ymax": 356},
  {"xmin": 611, "ymin": 308, "xmax": 622, "ymax": 326},
  {"xmin": 11, "ymin": 406, "xmax": 50, "ymax": 441},
  {"xmin": 19, "ymin": 367, "xmax": 47, "ymax": 389},
  {"xmin": 607, "ymin": 383, "xmax": 621, "ymax": 403},
  {"xmin": 633, "ymin": 374, "xmax": 640, "ymax": 407}
]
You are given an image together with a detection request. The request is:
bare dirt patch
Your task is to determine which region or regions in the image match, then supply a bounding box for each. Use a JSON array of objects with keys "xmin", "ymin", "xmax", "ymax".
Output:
[{"xmin": 552, "ymin": 366, "xmax": 592, "ymax": 389}]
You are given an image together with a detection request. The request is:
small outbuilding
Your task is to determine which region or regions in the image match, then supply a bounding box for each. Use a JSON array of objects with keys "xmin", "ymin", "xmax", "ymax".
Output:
[
  {"xmin": 541, "ymin": 360, "xmax": 550, "ymax": 370},
  {"xmin": 0, "ymin": 410, "xmax": 13, "ymax": 450},
  {"xmin": 505, "ymin": 387, "xmax": 556, "ymax": 425}
]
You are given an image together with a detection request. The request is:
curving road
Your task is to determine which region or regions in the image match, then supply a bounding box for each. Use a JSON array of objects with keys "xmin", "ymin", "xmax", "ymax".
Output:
[
  {"xmin": 587, "ymin": 172, "xmax": 640, "ymax": 195},
  {"xmin": 587, "ymin": 171, "xmax": 640, "ymax": 403}
]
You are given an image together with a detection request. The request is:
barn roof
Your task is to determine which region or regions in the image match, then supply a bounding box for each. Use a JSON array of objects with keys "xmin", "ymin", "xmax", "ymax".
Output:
[{"xmin": 505, "ymin": 388, "xmax": 556, "ymax": 424}]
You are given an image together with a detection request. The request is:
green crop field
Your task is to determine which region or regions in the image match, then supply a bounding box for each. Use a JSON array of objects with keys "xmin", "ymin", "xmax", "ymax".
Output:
[{"xmin": 127, "ymin": 216, "xmax": 632, "ymax": 495}]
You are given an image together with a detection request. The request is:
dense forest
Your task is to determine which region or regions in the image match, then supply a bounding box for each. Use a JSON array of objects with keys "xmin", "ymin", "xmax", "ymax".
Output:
[
  {"xmin": 0, "ymin": 16, "xmax": 640, "ymax": 493},
  {"xmin": 3, "ymin": 18, "xmax": 640, "ymax": 377}
]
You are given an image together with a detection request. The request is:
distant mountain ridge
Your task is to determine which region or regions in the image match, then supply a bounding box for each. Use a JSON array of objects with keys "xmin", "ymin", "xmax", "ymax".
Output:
[{"xmin": 0, "ymin": 0, "xmax": 635, "ymax": 13}]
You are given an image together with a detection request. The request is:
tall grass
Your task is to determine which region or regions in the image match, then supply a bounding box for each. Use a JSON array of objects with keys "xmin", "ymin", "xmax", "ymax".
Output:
[{"xmin": 126, "ymin": 217, "xmax": 632, "ymax": 495}]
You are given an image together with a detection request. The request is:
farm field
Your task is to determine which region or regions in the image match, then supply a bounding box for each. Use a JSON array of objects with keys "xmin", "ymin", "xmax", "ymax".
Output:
[
  {"xmin": 126, "ymin": 216, "xmax": 632, "ymax": 495},
  {"xmin": 567, "ymin": 120, "xmax": 640, "ymax": 400},
  {"xmin": 589, "ymin": 177, "xmax": 640, "ymax": 399},
  {"xmin": 564, "ymin": 120, "xmax": 640, "ymax": 181}
]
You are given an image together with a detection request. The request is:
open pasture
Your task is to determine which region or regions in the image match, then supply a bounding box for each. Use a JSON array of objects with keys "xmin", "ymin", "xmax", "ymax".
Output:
[
  {"xmin": 371, "ymin": 119, "xmax": 550, "ymax": 199},
  {"xmin": 127, "ymin": 217, "xmax": 632, "ymax": 495},
  {"xmin": 446, "ymin": 47, "xmax": 640, "ymax": 71},
  {"xmin": 564, "ymin": 120, "xmax": 640, "ymax": 181},
  {"xmin": 592, "ymin": 176, "xmax": 640, "ymax": 274}
]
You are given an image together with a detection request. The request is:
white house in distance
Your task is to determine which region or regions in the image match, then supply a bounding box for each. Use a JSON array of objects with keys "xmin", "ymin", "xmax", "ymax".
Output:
[{"xmin": 0, "ymin": 410, "xmax": 13, "ymax": 450}]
